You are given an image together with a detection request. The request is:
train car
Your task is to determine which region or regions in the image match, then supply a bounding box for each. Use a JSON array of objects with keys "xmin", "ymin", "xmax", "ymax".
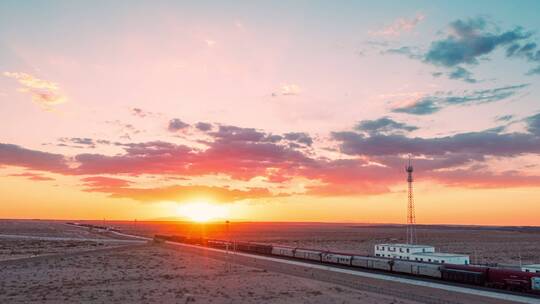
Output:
[
  {"xmin": 183, "ymin": 237, "xmax": 207, "ymax": 246},
  {"xmin": 486, "ymin": 268, "xmax": 540, "ymax": 292},
  {"xmin": 392, "ymin": 260, "xmax": 442, "ymax": 278},
  {"xmin": 441, "ymin": 264, "xmax": 487, "ymax": 286},
  {"xmin": 172, "ymin": 235, "xmax": 188, "ymax": 243},
  {"xmin": 234, "ymin": 242, "xmax": 273, "ymax": 255},
  {"xmin": 234, "ymin": 241, "xmax": 252, "ymax": 252},
  {"xmin": 351, "ymin": 256, "xmax": 392, "ymax": 271},
  {"xmin": 154, "ymin": 234, "xmax": 170, "ymax": 241},
  {"xmin": 153, "ymin": 234, "xmax": 168, "ymax": 243},
  {"xmin": 250, "ymin": 243, "xmax": 273, "ymax": 255},
  {"xmin": 321, "ymin": 252, "xmax": 353, "ymax": 266},
  {"xmin": 294, "ymin": 248, "xmax": 322, "ymax": 262},
  {"xmin": 416, "ymin": 263, "xmax": 442, "ymax": 278},
  {"xmin": 182, "ymin": 237, "xmax": 195, "ymax": 244},
  {"xmin": 155, "ymin": 234, "xmax": 187, "ymax": 243},
  {"xmin": 272, "ymin": 245, "xmax": 295, "ymax": 257},
  {"xmin": 207, "ymin": 239, "xmax": 231, "ymax": 249}
]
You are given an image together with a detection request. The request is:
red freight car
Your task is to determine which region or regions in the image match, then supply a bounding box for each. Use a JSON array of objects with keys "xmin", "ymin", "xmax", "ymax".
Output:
[
  {"xmin": 486, "ymin": 268, "xmax": 539, "ymax": 291},
  {"xmin": 441, "ymin": 264, "xmax": 488, "ymax": 285}
]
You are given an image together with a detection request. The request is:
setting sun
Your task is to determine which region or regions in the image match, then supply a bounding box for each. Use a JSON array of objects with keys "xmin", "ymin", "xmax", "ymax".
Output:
[{"xmin": 176, "ymin": 202, "xmax": 229, "ymax": 222}]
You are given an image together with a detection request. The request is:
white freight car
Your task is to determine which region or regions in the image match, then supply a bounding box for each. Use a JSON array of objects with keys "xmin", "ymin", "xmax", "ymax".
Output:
[
  {"xmin": 272, "ymin": 246, "xmax": 295, "ymax": 257},
  {"xmin": 351, "ymin": 256, "xmax": 392, "ymax": 271},
  {"xmin": 392, "ymin": 260, "xmax": 442, "ymax": 278},
  {"xmin": 322, "ymin": 252, "xmax": 352, "ymax": 266},
  {"xmin": 294, "ymin": 248, "xmax": 322, "ymax": 261}
]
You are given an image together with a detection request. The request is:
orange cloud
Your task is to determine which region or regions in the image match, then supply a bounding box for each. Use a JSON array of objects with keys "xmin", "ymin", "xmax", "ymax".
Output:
[
  {"xmin": 8, "ymin": 172, "xmax": 55, "ymax": 182},
  {"xmin": 84, "ymin": 183, "xmax": 273, "ymax": 203}
]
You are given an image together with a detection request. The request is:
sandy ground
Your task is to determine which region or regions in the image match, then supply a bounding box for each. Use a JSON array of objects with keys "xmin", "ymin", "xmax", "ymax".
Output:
[
  {"xmin": 0, "ymin": 220, "xmax": 136, "ymax": 261},
  {"xmin": 0, "ymin": 220, "xmax": 113, "ymax": 239},
  {"xmin": 0, "ymin": 243, "xmax": 419, "ymax": 304},
  {"xmin": 1, "ymin": 220, "xmax": 536, "ymax": 303},
  {"xmin": 0, "ymin": 238, "xmax": 114, "ymax": 261}
]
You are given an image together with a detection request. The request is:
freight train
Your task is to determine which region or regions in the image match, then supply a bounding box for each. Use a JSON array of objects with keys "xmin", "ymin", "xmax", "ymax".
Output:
[
  {"xmin": 66, "ymin": 222, "xmax": 121, "ymax": 232},
  {"xmin": 154, "ymin": 235, "xmax": 540, "ymax": 295}
]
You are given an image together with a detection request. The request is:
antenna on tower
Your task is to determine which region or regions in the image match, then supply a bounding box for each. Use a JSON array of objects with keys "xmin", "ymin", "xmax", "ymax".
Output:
[{"xmin": 406, "ymin": 154, "xmax": 417, "ymax": 244}]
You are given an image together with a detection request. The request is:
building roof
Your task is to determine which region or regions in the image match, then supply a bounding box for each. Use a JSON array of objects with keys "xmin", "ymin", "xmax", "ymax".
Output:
[
  {"xmin": 412, "ymin": 252, "xmax": 469, "ymax": 258},
  {"xmin": 376, "ymin": 243, "xmax": 434, "ymax": 249}
]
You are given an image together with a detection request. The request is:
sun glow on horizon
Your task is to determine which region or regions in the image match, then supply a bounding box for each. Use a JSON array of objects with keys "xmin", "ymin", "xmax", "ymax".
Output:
[{"xmin": 176, "ymin": 201, "xmax": 229, "ymax": 222}]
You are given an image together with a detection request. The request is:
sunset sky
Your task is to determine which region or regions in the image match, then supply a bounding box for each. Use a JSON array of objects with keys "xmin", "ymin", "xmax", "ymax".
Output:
[{"xmin": 1, "ymin": 1, "xmax": 540, "ymax": 225}]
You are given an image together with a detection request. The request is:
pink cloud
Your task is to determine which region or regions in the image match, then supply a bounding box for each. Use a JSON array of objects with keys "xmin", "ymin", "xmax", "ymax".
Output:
[
  {"xmin": 370, "ymin": 14, "xmax": 425, "ymax": 36},
  {"xmin": 81, "ymin": 176, "xmax": 132, "ymax": 188},
  {"xmin": 9, "ymin": 172, "xmax": 55, "ymax": 181},
  {"xmin": 2, "ymin": 116, "xmax": 540, "ymax": 202}
]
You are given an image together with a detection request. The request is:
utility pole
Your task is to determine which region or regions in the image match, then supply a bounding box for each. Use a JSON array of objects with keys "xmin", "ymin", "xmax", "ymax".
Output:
[
  {"xmin": 406, "ymin": 155, "xmax": 417, "ymax": 245},
  {"xmin": 226, "ymin": 220, "xmax": 231, "ymax": 272}
]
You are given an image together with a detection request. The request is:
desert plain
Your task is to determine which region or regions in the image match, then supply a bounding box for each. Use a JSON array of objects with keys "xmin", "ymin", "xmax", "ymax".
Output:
[{"xmin": 1, "ymin": 219, "xmax": 539, "ymax": 303}]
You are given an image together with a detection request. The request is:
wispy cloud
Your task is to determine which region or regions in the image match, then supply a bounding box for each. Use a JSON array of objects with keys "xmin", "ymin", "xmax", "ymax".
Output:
[
  {"xmin": 84, "ymin": 183, "xmax": 273, "ymax": 203},
  {"xmin": 506, "ymin": 41, "xmax": 540, "ymax": 75},
  {"xmin": 448, "ymin": 66, "xmax": 477, "ymax": 83},
  {"xmin": 494, "ymin": 114, "xmax": 514, "ymax": 122},
  {"xmin": 104, "ymin": 120, "xmax": 144, "ymax": 139},
  {"xmin": 355, "ymin": 117, "xmax": 418, "ymax": 135},
  {"xmin": 392, "ymin": 84, "xmax": 528, "ymax": 115},
  {"xmin": 272, "ymin": 84, "xmax": 301, "ymax": 97},
  {"xmin": 3, "ymin": 72, "xmax": 67, "ymax": 109},
  {"xmin": 8, "ymin": 172, "xmax": 55, "ymax": 181},
  {"xmin": 370, "ymin": 13, "xmax": 425, "ymax": 37},
  {"xmin": 383, "ymin": 46, "xmax": 423, "ymax": 59},
  {"xmin": 526, "ymin": 113, "xmax": 540, "ymax": 136},
  {"xmin": 130, "ymin": 107, "xmax": 159, "ymax": 118},
  {"xmin": 204, "ymin": 39, "xmax": 216, "ymax": 47}
]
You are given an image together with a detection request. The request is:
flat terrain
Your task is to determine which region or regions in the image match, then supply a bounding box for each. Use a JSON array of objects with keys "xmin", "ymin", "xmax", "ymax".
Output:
[
  {"xmin": 0, "ymin": 220, "xmax": 419, "ymax": 303},
  {"xmin": 0, "ymin": 220, "xmax": 114, "ymax": 238},
  {"xmin": 1, "ymin": 220, "xmax": 539, "ymax": 303},
  {"xmin": 109, "ymin": 221, "xmax": 540, "ymax": 266},
  {"xmin": 0, "ymin": 220, "xmax": 133, "ymax": 261}
]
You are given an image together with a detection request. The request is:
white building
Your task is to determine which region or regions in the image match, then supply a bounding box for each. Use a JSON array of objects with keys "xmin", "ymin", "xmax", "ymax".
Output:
[
  {"xmin": 375, "ymin": 244, "xmax": 435, "ymax": 258},
  {"xmin": 522, "ymin": 264, "xmax": 540, "ymax": 273},
  {"xmin": 374, "ymin": 243, "xmax": 470, "ymax": 265}
]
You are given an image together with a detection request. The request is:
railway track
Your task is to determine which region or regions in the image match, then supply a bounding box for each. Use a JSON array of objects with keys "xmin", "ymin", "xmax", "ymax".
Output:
[
  {"xmin": 155, "ymin": 239, "xmax": 540, "ymax": 304},
  {"xmin": 62, "ymin": 226, "xmax": 540, "ymax": 303}
]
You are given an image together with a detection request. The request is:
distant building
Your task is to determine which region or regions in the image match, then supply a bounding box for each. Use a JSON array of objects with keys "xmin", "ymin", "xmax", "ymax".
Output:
[
  {"xmin": 522, "ymin": 264, "xmax": 540, "ymax": 273},
  {"xmin": 374, "ymin": 243, "xmax": 470, "ymax": 265}
]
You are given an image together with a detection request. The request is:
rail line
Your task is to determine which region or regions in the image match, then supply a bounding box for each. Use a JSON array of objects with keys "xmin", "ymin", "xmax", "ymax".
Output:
[
  {"xmin": 63, "ymin": 226, "xmax": 540, "ymax": 303},
  {"xmin": 157, "ymin": 239, "xmax": 540, "ymax": 304}
]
